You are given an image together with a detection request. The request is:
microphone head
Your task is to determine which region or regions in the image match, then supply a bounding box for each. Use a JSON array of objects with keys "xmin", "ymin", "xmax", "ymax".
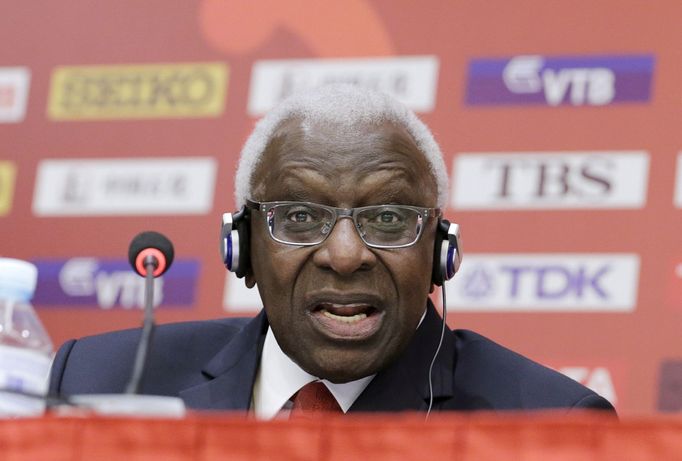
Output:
[{"xmin": 128, "ymin": 231, "xmax": 175, "ymax": 277}]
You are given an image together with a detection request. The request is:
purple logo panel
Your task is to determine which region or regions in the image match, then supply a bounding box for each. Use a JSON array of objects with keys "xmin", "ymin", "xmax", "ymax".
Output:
[
  {"xmin": 466, "ymin": 54, "xmax": 654, "ymax": 106},
  {"xmin": 32, "ymin": 258, "xmax": 199, "ymax": 309}
]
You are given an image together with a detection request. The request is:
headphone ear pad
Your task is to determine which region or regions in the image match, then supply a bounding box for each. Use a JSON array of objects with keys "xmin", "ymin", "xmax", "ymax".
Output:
[
  {"xmin": 432, "ymin": 220, "xmax": 447, "ymax": 286},
  {"xmin": 432, "ymin": 219, "xmax": 461, "ymax": 286},
  {"xmin": 234, "ymin": 213, "xmax": 250, "ymax": 278},
  {"xmin": 221, "ymin": 207, "xmax": 251, "ymax": 278}
]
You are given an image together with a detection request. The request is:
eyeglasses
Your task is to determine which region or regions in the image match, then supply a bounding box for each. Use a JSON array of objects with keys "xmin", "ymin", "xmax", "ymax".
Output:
[{"xmin": 246, "ymin": 199, "xmax": 441, "ymax": 249}]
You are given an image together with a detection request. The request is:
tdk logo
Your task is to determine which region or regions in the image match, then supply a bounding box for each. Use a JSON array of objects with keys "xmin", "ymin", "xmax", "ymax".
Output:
[
  {"xmin": 465, "ymin": 54, "xmax": 653, "ymax": 106},
  {"xmin": 32, "ymin": 258, "xmax": 199, "ymax": 309},
  {"xmin": 447, "ymin": 254, "xmax": 639, "ymax": 312}
]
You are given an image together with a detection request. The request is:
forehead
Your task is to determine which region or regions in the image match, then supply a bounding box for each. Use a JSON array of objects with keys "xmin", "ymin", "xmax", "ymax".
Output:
[{"xmin": 251, "ymin": 117, "xmax": 438, "ymax": 206}]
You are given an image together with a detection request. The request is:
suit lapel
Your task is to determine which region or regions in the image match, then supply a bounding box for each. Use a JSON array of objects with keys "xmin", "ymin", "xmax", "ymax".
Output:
[
  {"xmin": 350, "ymin": 301, "xmax": 456, "ymax": 412},
  {"xmin": 179, "ymin": 310, "xmax": 268, "ymax": 411}
]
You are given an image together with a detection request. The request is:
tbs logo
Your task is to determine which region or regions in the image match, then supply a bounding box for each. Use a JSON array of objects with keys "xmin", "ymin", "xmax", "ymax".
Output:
[
  {"xmin": 447, "ymin": 254, "xmax": 639, "ymax": 312},
  {"xmin": 465, "ymin": 54, "xmax": 653, "ymax": 107},
  {"xmin": 451, "ymin": 152, "xmax": 649, "ymax": 210}
]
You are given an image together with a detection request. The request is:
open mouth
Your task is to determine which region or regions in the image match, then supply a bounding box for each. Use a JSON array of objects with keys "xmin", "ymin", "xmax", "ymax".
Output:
[
  {"xmin": 319, "ymin": 303, "xmax": 377, "ymax": 323},
  {"xmin": 309, "ymin": 302, "xmax": 384, "ymax": 340}
]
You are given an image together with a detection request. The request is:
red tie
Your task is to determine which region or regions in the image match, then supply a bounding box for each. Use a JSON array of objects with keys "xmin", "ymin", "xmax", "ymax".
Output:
[{"xmin": 291, "ymin": 381, "xmax": 342, "ymax": 415}]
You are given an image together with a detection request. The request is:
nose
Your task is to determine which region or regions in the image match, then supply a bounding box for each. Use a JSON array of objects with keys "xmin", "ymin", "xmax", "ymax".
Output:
[{"xmin": 312, "ymin": 217, "xmax": 377, "ymax": 275}]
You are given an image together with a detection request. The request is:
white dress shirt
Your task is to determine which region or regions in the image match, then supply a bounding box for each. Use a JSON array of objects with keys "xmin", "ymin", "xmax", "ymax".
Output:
[{"xmin": 251, "ymin": 327, "xmax": 375, "ymax": 420}]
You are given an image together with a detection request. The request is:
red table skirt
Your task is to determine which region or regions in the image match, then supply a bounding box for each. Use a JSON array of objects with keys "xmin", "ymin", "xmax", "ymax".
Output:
[{"xmin": 1, "ymin": 411, "xmax": 680, "ymax": 461}]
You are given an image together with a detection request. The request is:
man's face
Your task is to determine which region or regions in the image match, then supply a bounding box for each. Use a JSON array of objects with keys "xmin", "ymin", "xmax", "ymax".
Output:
[{"xmin": 247, "ymin": 118, "xmax": 439, "ymax": 383}]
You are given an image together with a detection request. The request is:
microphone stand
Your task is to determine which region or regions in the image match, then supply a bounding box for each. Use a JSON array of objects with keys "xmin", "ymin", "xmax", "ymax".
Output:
[
  {"xmin": 125, "ymin": 255, "xmax": 157, "ymax": 395},
  {"xmin": 54, "ymin": 252, "xmax": 185, "ymax": 417}
]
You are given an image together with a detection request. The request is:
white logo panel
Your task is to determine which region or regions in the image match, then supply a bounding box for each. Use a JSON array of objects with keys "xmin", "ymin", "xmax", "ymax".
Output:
[
  {"xmin": 33, "ymin": 157, "xmax": 216, "ymax": 216},
  {"xmin": 451, "ymin": 151, "xmax": 649, "ymax": 210},
  {"xmin": 248, "ymin": 56, "xmax": 439, "ymax": 115},
  {"xmin": 0, "ymin": 67, "xmax": 30, "ymax": 123},
  {"xmin": 446, "ymin": 253, "xmax": 639, "ymax": 312},
  {"xmin": 559, "ymin": 366, "xmax": 618, "ymax": 405},
  {"xmin": 223, "ymin": 274, "xmax": 263, "ymax": 313},
  {"xmin": 673, "ymin": 152, "xmax": 682, "ymax": 208}
]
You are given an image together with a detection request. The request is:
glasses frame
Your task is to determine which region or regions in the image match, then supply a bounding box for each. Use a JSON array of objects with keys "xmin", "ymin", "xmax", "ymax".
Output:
[{"xmin": 245, "ymin": 199, "xmax": 442, "ymax": 249}]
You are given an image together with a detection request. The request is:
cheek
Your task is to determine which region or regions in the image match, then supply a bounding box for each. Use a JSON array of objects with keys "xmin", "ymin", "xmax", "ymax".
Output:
[
  {"xmin": 384, "ymin": 244, "xmax": 435, "ymax": 315},
  {"xmin": 250, "ymin": 229, "xmax": 311, "ymax": 313}
]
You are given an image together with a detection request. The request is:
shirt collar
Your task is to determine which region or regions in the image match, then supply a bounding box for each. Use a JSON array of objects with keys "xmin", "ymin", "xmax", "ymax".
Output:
[{"xmin": 252, "ymin": 327, "xmax": 374, "ymax": 420}]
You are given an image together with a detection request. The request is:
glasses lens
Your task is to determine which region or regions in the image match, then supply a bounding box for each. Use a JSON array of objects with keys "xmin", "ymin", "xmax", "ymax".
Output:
[
  {"xmin": 268, "ymin": 203, "xmax": 335, "ymax": 244},
  {"xmin": 356, "ymin": 206, "xmax": 422, "ymax": 247}
]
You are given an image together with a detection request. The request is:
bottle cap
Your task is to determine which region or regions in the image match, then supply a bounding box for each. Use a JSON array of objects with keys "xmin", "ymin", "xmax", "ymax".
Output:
[{"xmin": 0, "ymin": 258, "xmax": 38, "ymax": 301}]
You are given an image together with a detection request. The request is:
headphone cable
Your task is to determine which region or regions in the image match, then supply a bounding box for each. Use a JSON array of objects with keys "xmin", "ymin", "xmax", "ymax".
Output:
[{"xmin": 426, "ymin": 284, "xmax": 447, "ymax": 419}]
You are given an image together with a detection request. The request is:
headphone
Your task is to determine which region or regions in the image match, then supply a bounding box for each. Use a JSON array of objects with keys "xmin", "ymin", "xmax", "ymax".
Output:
[{"xmin": 220, "ymin": 208, "xmax": 462, "ymax": 284}]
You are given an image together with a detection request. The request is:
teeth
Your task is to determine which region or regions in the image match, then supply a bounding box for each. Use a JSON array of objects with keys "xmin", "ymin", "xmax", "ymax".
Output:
[{"xmin": 322, "ymin": 310, "xmax": 368, "ymax": 323}]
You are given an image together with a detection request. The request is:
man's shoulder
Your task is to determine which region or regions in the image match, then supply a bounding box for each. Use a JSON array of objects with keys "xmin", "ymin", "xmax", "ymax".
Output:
[
  {"xmin": 449, "ymin": 329, "xmax": 614, "ymax": 412},
  {"xmin": 50, "ymin": 316, "xmax": 257, "ymax": 396},
  {"xmin": 77, "ymin": 316, "xmax": 253, "ymax": 346}
]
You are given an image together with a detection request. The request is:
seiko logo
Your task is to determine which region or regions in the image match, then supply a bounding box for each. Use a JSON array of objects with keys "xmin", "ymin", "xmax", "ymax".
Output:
[
  {"xmin": 466, "ymin": 54, "xmax": 653, "ymax": 106},
  {"xmin": 32, "ymin": 258, "xmax": 199, "ymax": 309},
  {"xmin": 248, "ymin": 56, "xmax": 438, "ymax": 116},
  {"xmin": 0, "ymin": 67, "xmax": 30, "ymax": 123},
  {"xmin": 48, "ymin": 63, "xmax": 228, "ymax": 120},
  {"xmin": 0, "ymin": 161, "xmax": 16, "ymax": 216},
  {"xmin": 451, "ymin": 152, "xmax": 649, "ymax": 210},
  {"xmin": 33, "ymin": 158, "xmax": 216, "ymax": 216},
  {"xmin": 447, "ymin": 254, "xmax": 639, "ymax": 312}
]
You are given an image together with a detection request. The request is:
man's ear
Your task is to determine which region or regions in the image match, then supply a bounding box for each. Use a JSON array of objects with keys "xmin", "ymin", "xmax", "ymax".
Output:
[{"xmin": 245, "ymin": 270, "xmax": 256, "ymax": 288}]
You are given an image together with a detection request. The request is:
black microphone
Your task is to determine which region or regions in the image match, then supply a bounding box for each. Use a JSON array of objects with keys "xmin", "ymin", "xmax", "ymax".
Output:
[
  {"xmin": 128, "ymin": 231, "xmax": 174, "ymax": 278},
  {"xmin": 125, "ymin": 231, "xmax": 174, "ymax": 394}
]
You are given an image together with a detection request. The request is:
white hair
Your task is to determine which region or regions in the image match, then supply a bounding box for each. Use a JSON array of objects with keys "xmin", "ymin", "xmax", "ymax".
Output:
[{"xmin": 234, "ymin": 84, "xmax": 449, "ymax": 208}]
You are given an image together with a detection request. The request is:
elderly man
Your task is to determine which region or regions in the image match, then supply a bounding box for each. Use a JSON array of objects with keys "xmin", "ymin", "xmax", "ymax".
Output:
[{"xmin": 49, "ymin": 85, "xmax": 615, "ymax": 417}]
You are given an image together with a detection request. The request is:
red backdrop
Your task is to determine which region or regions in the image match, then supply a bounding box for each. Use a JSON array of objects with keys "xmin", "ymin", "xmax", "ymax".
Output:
[{"xmin": 1, "ymin": 0, "xmax": 681, "ymax": 416}]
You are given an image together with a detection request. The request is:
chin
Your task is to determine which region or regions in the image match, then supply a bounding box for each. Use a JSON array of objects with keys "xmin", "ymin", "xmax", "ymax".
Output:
[
  {"xmin": 303, "ymin": 355, "xmax": 383, "ymax": 383},
  {"xmin": 314, "ymin": 368, "xmax": 369, "ymax": 384}
]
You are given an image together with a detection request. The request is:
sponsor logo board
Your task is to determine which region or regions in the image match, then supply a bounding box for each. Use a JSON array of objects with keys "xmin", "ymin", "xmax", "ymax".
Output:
[
  {"xmin": 665, "ymin": 259, "xmax": 682, "ymax": 310},
  {"xmin": 451, "ymin": 151, "xmax": 649, "ymax": 210},
  {"xmin": 0, "ymin": 67, "xmax": 30, "ymax": 122},
  {"xmin": 446, "ymin": 254, "xmax": 639, "ymax": 312},
  {"xmin": 223, "ymin": 273, "xmax": 263, "ymax": 313},
  {"xmin": 0, "ymin": 161, "xmax": 16, "ymax": 216},
  {"xmin": 33, "ymin": 157, "xmax": 216, "ymax": 216},
  {"xmin": 466, "ymin": 54, "xmax": 653, "ymax": 106},
  {"xmin": 33, "ymin": 258, "xmax": 199, "ymax": 309},
  {"xmin": 556, "ymin": 365, "xmax": 621, "ymax": 407},
  {"xmin": 47, "ymin": 63, "xmax": 228, "ymax": 120},
  {"xmin": 673, "ymin": 153, "xmax": 682, "ymax": 208},
  {"xmin": 658, "ymin": 360, "xmax": 682, "ymax": 412},
  {"xmin": 248, "ymin": 56, "xmax": 439, "ymax": 115}
]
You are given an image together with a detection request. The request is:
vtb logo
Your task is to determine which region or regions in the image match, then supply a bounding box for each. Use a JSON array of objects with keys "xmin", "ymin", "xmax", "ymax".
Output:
[{"xmin": 503, "ymin": 55, "xmax": 615, "ymax": 106}]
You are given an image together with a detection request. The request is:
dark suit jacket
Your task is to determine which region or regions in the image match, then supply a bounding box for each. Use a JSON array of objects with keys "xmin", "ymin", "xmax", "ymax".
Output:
[{"xmin": 49, "ymin": 303, "xmax": 615, "ymax": 414}]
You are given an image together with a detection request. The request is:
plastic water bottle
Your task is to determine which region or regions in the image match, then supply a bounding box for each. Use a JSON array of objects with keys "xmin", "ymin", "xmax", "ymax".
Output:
[{"xmin": 0, "ymin": 258, "xmax": 54, "ymax": 416}]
